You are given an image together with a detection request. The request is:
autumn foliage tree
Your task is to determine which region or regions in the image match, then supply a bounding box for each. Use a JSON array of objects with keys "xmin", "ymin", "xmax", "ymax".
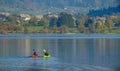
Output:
[
  {"xmin": 16, "ymin": 24, "xmax": 23, "ymax": 33},
  {"xmin": 106, "ymin": 17, "xmax": 114, "ymax": 33},
  {"xmin": 98, "ymin": 23, "xmax": 106, "ymax": 33},
  {"xmin": 0, "ymin": 24, "xmax": 8, "ymax": 34}
]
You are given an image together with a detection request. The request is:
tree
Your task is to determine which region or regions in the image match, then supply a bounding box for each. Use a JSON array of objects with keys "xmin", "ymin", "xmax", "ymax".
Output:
[
  {"xmin": 41, "ymin": 18, "xmax": 49, "ymax": 29},
  {"xmin": 38, "ymin": 21, "xmax": 44, "ymax": 26},
  {"xmin": 106, "ymin": 17, "xmax": 114, "ymax": 33},
  {"xmin": 53, "ymin": 25, "xmax": 58, "ymax": 33},
  {"xmin": 29, "ymin": 17, "xmax": 38, "ymax": 26},
  {"xmin": 57, "ymin": 12, "xmax": 75, "ymax": 27},
  {"xmin": 6, "ymin": 15, "xmax": 17, "ymax": 24},
  {"xmin": 98, "ymin": 23, "xmax": 106, "ymax": 33},
  {"xmin": 49, "ymin": 17, "xmax": 58, "ymax": 28},
  {"xmin": 8, "ymin": 24, "xmax": 16, "ymax": 33},
  {"xmin": 16, "ymin": 24, "xmax": 23, "ymax": 32},
  {"xmin": 1, "ymin": 24, "xmax": 8, "ymax": 34},
  {"xmin": 59, "ymin": 25, "xmax": 67, "ymax": 33},
  {"xmin": 77, "ymin": 17, "xmax": 86, "ymax": 33},
  {"xmin": 113, "ymin": 16, "xmax": 120, "ymax": 27}
]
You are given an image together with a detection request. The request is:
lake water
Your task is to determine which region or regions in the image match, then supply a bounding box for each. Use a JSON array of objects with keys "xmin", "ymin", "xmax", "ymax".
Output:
[{"xmin": 0, "ymin": 34, "xmax": 120, "ymax": 71}]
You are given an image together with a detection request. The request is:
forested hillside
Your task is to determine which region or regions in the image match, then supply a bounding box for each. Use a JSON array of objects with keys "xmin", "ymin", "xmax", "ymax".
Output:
[
  {"xmin": 88, "ymin": 5, "xmax": 120, "ymax": 17},
  {"xmin": 0, "ymin": 0, "xmax": 119, "ymax": 15}
]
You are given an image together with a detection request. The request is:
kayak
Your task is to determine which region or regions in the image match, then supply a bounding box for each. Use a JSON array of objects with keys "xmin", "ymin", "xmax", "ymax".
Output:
[
  {"xmin": 31, "ymin": 54, "xmax": 40, "ymax": 58},
  {"xmin": 43, "ymin": 54, "xmax": 51, "ymax": 58}
]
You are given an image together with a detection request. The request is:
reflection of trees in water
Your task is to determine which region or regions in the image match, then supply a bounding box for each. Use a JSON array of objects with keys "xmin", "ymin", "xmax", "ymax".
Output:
[
  {"xmin": 72, "ymin": 39, "xmax": 77, "ymax": 62},
  {"xmin": 24, "ymin": 39, "xmax": 30, "ymax": 56},
  {"xmin": 2, "ymin": 38, "xmax": 8, "ymax": 56}
]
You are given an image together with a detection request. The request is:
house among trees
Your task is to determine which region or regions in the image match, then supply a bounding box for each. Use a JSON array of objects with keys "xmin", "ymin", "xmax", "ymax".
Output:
[
  {"xmin": 96, "ymin": 17, "xmax": 106, "ymax": 24},
  {"xmin": 19, "ymin": 14, "xmax": 31, "ymax": 21},
  {"xmin": 0, "ymin": 12, "xmax": 10, "ymax": 21}
]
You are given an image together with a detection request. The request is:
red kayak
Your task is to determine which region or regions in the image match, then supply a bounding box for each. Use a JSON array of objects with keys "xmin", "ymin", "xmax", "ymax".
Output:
[{"xmin": 31, "ymin": 54, "xmax": 40, "ymax": 58}]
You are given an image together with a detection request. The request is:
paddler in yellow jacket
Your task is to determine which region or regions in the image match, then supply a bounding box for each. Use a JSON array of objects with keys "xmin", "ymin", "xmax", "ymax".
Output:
[{"xmin": 43, "ymin": 49, "xmax": 49, "ymax": 56}]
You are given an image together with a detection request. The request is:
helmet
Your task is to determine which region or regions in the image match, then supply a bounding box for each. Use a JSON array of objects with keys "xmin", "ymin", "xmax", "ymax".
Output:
[{"xmin": 43, "ymin": 49, "xmax": 47, "ymax": 53}]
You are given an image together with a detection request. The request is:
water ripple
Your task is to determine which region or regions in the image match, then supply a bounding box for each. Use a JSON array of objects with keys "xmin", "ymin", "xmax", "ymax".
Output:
[{"xmin": 0, "ymin": 57, "xmax": 114, "ymax": 71}]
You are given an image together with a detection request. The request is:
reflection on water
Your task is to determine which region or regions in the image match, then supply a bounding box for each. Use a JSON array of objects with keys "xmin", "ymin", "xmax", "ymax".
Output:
[{"xmin": 0, "ymin": 35, "xmax": 120, "ymax": 71}]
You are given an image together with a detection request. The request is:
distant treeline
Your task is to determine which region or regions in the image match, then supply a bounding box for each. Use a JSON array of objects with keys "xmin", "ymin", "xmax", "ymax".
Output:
[
  {"xmin": 0, "ymin": 12, "xmax": 120, "ymax": 34},
  {"xmin": 88, "ymin": 5, "xmax": 120, "ymax": 17}
]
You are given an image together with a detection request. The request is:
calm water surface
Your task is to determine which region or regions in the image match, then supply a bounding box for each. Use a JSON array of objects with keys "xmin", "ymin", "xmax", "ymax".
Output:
[{"xmin": 0, "ymin": 34, "xmax": 120, "ymax": 71}]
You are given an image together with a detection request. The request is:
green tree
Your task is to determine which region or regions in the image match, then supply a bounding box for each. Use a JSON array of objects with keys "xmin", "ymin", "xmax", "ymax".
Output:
[
  {"xmin": 49, "ymin": 17, "xmax": 58, "ymax": 28},
  {"xmin": 41, "ymin": 18, "xmax": 49, "ymax": 29},
  {"xmin": 77, "ymin": 18, "xmax": 86, "ymax": 33},
  {"xmin": 53, "ymin": 25, "xmax": 58, "ymax": 33},
  {"xmin": 29, "ymin": 17, "xmax": 38, "ymax": 26},
  {"xmin": 1, "ymin": 24, "xmax": 8, "ymax": 34},
  {"xmin": 86, "ymin": 18, "xmax": 95, "ymax": 33},
  {"xmin": 38, "ymin": 21, "xmax": 44, "ymax": 26},
  {"xmin": 57, "ymin": 12, "xmax": 75, "ymax": 27},
  {"xmin": 76, "ymin": 14, "xmax": 89, "ymax": 33}
]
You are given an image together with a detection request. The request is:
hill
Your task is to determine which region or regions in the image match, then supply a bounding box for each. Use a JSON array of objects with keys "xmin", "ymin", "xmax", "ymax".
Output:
[
  {"xmin": 88, "ymin": 5, "xmax": 120, "ymax": 17},
  {"xmin": 0, "ymin": 0, "xmax": 119, "ymax": 15}
]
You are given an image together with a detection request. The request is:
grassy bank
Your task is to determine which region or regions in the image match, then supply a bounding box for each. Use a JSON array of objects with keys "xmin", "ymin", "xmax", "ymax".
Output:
[{"xmin": 1, "ymin": 26, "xmax": 120, "ymax": 34}]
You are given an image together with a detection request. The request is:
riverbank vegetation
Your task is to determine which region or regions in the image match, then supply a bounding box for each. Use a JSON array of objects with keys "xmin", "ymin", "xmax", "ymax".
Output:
[{"xmin": 0, "ymin": 12, "xmax": 120, "ymax": 34}]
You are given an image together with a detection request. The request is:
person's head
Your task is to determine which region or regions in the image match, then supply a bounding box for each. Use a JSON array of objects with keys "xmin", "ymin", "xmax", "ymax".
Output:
[
  {"xmin": 33, "ymin": 49, "xmax": 35, "ymax": 51},
  {"xmin": 43, "ymin": 49, "xmax": 47, "ymax": 53}
]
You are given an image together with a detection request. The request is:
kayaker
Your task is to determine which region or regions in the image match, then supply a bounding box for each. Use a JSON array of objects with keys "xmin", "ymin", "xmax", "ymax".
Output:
[
  {"xmin": 33, "ymin": 49, "xmax": 37, "ymax": 55},
  {"xmin": 43, "ymin": 49, "xmax": 49, "ymax": 56}
]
